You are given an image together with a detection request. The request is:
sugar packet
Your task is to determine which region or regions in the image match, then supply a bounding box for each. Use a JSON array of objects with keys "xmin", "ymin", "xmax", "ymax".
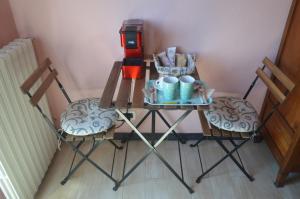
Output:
[
  {"xmin": 167, "ymin": 47, "xmax": 176, "ymax": 66},
  {"xmin": 176, "ymin": 53, "xmax": 187, "ymax": 67},
  {"xmin": 158, "ymin": 51, "xmax": 171, "ymax": 66}
]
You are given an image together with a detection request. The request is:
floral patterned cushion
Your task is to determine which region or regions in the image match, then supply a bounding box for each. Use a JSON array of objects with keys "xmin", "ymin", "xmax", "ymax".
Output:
[
  {"xmin": 204, "ymin": 97, "xmax": 259, "ymax": 133},
  {"xmin": 60, "ymin": 98, "xmax": 118, "ymax": 136}
]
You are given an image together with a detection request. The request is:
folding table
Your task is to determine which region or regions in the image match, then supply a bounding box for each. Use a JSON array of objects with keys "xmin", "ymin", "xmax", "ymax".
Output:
[{"xmin": 100, "ymin": 60, "xmax": 209, "ymax": 193}]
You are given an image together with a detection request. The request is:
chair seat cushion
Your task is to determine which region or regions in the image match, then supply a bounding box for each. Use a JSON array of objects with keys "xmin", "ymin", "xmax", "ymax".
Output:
[
  {"xmin": 60, "ymin": 98, "xmax": 118, "ymax": 136},
  {"xmin": 204, "ymin": 97, "xmax": 259, "ymax": 132}
]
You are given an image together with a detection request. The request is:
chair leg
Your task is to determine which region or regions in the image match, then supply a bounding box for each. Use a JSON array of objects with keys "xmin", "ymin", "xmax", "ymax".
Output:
[
  {"xmin": 65, "ymin": 140, "xmax": 85, "ymax": 177},
  {"xmin": 216, "ymin": 139, "xmax": 254, "ymax": 181},
  {"xmin": 196, "ymin": 138, "xmax": 251, "ymax": 183},
  {"xmin": 110, "ymin": 146, "xmax": 117, "ymax": 177},
  {"xmin": 61, "ymin": 140, "xmax": 100, "ymax": 185},
  {"xmin": 229, "ymin": 139, "xmax": 245, "ymax": 169},
  {"xmin": 196, "ymin": 144, "xmax": 204, "ymax": 174},
  {"xmin": 61, "ymin": 139, "xmax": 118, "ymax": 185},
  {"xmin": 40, "ymin": 114, "xmax": 118, "ymax": 185},
  {"xmin": 108, "ymin": 140, "xmax": 123, "ymax": 150}
]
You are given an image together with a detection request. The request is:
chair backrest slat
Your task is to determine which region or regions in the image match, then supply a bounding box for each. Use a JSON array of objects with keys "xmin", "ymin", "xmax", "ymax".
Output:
[
  {"xmin": 30, "ymin": 69, "xmax": 58, "ymax": 106},
  {"xmin": 256, "ymin": 68, "xmax": 286, "ymax": 103},
  {"xmin": 263, "ymin": 57, "xmax": 295, "ymax": 92},
  {"xmin": 20, "ymin": 58, "xmax": 51, "ymax": 93}
]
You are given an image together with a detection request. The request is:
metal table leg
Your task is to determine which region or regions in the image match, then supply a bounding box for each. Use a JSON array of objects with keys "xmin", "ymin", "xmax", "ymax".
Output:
[
  {"xmin": 156, "ymin": 110, "xmax": 186, "ymax": 144},
  {"xmin": 121, "ymin": 110, "xmax": 152, "ymax": 143},
  {"xmin": 190, "ymin": 136, "xmax": 206, "ymax": 147},
  {"xmin": 151, "ymin": 110, "xmax": 156, "ymax": 145},
  {"xmin": 115, "ymin": 109, "xmax": 194, "ymax": 193}
]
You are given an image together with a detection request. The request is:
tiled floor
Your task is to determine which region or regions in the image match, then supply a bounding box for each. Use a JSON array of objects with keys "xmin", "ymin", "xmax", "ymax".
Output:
[{"xmin": 35, "ymin": 140, "xmax": 300, "ymax": 199}]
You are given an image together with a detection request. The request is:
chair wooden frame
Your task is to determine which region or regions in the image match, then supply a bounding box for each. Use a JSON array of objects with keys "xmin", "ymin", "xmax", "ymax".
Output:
[
  {"xmin": 191, "ymin": 57, "xmax": 295, "ymax": 184},
  {"xmin": 20, "ymin": 58, "xmax": 123, "ymax": 186}
]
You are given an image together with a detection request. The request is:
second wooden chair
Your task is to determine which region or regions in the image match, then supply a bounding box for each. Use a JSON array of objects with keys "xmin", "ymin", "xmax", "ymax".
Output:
[{"xmin": 191, "ymin": 57, "xmax": 295, "ymax": 184}]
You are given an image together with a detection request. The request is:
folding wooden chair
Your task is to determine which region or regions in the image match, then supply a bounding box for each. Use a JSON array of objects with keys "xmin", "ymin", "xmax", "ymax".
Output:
[
  {"xmin": 191, "ymin": 57, "xmax": 295, "ymax": 184},
  {"xmin": 20, "ymin": 58, "xmax": 123, "ymax": 186}
]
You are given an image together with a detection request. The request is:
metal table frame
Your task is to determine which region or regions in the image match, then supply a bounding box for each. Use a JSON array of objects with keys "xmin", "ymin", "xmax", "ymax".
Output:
[
  {"xmin": 114, "ymin": 109, "xmax": 193, "ymax": 193},
  {"xmin": 120, "ymin": 110, "xmax": 187, "ymax": 145},
  {"xmin": 100, "ymin": 60, "xmax": 208, "ymax": 193}
]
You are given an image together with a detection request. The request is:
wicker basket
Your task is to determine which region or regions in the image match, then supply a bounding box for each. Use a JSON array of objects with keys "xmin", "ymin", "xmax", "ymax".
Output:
[{"xmin": 153, "ymin": 53, "xmax": 196, "ymax": 77}]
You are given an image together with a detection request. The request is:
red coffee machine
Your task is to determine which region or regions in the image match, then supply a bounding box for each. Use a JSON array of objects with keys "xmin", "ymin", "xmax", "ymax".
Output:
[{"xmin": 120, "ymin": 19, "xmax": 145, "ymax": 79}]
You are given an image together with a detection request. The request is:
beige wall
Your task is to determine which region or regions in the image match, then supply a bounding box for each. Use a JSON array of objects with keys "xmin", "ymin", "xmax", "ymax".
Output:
[
  {"xmin": 0, "ymin": 0, "xmax": 18, "ymax": 47},
  {"xmin": 8, "ymin": 0, "xmax": 292, "ymax": 132}
]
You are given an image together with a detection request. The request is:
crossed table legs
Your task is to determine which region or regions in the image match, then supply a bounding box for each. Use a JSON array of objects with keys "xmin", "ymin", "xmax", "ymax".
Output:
[{"xmin": 114, "ymin": 109, "xmax": 194, "ymax": 193}]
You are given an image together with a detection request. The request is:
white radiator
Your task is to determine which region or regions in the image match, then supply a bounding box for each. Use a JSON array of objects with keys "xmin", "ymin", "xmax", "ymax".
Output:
[{"xmin": 0, "ymin": 39, "xmax": 57, "ymax": 199}]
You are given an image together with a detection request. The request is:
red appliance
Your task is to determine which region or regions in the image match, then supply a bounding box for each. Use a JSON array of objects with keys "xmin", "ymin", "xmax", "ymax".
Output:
[
  {"xmin": 120, "ymin": 19, "xmax": 145, "ymax": 79},
  {"xmin": 120, "ymin": 19, "xmax": 144, "ymax": 58},
  {"xmin": 121, "ymin": 58, "xmax": 144, "ymax": 79}
]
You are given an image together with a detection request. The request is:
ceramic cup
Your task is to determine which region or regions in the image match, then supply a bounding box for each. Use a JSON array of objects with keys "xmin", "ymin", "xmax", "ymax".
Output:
[
  {"xmin": 155, "ymin": 76, "xmax": 179, "ymax": 100},
  {"xmin": 179, "ymin": 75, "xmax": 195, "ymax": 101}
]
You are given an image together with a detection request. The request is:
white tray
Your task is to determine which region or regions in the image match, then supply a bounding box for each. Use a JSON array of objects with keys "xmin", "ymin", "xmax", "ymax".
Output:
[{"xmin": 144, "ymin": 80, "xmax": 213, "ymax": 106}]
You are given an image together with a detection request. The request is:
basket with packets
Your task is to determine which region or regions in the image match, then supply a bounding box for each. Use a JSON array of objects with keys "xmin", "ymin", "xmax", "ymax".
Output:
[{"xmin": 153, "ymin": 47, "xmax": 196, "ymax": 77}]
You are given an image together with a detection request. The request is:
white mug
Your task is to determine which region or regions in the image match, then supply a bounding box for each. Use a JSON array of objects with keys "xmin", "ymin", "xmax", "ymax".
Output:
[
  {"xmin": 154, "ymin": 76, "xmax": 179, "ymax": 100},
  {"xmin": 179, "ymin": 75, "xmax": 195, "ymax": 100}
]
